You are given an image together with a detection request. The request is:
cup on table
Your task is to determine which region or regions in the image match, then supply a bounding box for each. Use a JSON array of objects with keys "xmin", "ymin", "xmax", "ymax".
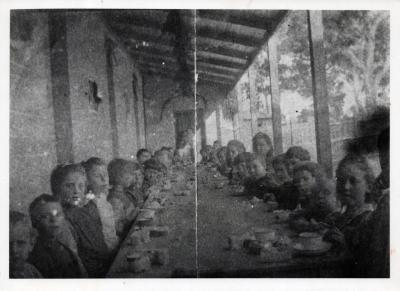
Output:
[
  {"xmin": 126, "ymin": 252, "xmax": 152, "ymax": 273},
  {"xmin": 297, "ymin": 232, "xmax": 323, "ymax": 249},
  {"xmin": 253, "ymin": 228, "xmax": 276, "ymax": 243}
]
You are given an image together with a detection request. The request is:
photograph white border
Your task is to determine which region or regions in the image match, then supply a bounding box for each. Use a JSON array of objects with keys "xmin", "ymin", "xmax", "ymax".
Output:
[{"xmin": 1, "ymin": 0, "xmax": 399, "ymax": 290}]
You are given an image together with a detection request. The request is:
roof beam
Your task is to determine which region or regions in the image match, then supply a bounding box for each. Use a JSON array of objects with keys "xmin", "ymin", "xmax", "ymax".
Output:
[
  {"xmin": 196, "ymin": 25, "xmax": 265, "ymax": 48},
  {"xmin": 197, "ymin": 10, "xmax": 287, "ymax": 31}
]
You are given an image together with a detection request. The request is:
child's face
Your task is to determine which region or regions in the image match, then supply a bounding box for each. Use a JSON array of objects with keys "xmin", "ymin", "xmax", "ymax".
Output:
[
  {"xmin": 227, "ymin": 146, "xmax": 240, "ymax": 164},
  {"xmin": 337, "ymin": 164, "xmax": 369, "ymax": 209},
  {"xmin": 10, "ymin": 224, "xmax": 33, "ymax": 266},
  {"xmin": 59, "ymin": 172, "xmax": 86, "ymax": 207},
  {"xmin": 87, "ymin": 164, "xmax": 109, "ymax": 194},
  {"xmin": 138, "ymin": 152, "xmax": 151, "ymax": 164},
  {"xmin": 218, "ymin": 151, "xmax": 227, "ymax": 164},
  {"xmin": 236, "ymin": 162, "xmax": 249, "ymax": 179},
  {"xmin": 254, "ymin": 138, "xmax": 271, "ymax": 156},
  {"xmin": 158, "ymin": 152, "xmax": 171, "ymax": 168},
  {"xmin": 145, "ymin": 169, "xmax": 163, "ymax": 185},
  {"xmin": 213, "ymin": 141, "xmax": 221, "ymax": 149},
  {"xmin": 32, "ymin": 202, "xmax": 64, "ymax": 237},
  {"xmin": 273, "ymin": 163, "xmax": 290, "ymax": 183},
  {"xmin": 293, "ymin": 170, "xmax": 316, "ymax": 196},
  {"xmin": 120, "ymin": 172, "xmax": 135, "ymax": 189},
  {"xmin": 132, "ymin": 170, "xmax": 144, "ymax": 189},
  {"xmin": 286, "ymin": 157, "xmax": 300, "ymax": 177},
  {"xmin": 248, "ymin": 159, "xmax": 266, "ymax": 179}
]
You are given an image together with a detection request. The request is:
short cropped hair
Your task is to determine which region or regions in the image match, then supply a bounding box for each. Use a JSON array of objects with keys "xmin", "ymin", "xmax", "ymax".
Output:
[
  {"xmin": 136, "ymin": 148, "xmax": 150, "ymax": 159},
  {"xmin": 108, "ymin": 159, "xmax": 141, "ymax": 185},
  {"xmin": 29, "ymin": 194, "xmax": 61, "ymax": 229},
  {"xmin": 293, "ymin": 161, "xmax": 326, "ymax": 185},
  {"xmin": 82, "ymin": 157, "xmax": 106, "ymax": 173},
  {"xmin": 227, "ymin": 140, "xmax": 246, "ymax": 153},
  {"xmin": 285, "ymin": 146, "xmax": 311, "ymax": 161},
  {"xmin": 50, "ymin": 164, "xmax": 86, "ymax": 196},
  {"xmin": 272, "ymin": 154, "xmax": 287, "ymax": 167},
  {"xmin": 143, "ymin": 158, "xmax": 166, "ymax": 172}
]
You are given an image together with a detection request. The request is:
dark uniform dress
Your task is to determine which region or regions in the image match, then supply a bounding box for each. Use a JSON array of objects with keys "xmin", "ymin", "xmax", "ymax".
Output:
[{"xmin": 28, "ymin": 236, "xmax": 84, "ymax": 278}]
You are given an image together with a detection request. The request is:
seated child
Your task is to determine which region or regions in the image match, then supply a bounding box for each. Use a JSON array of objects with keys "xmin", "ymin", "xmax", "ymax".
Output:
[
  {"xmin": 136, "ymin": 148, "xmax": 152, "ymax": 166},
  {"xmin": 252, "ymin": 132, "xmax": 274, "ymax": 170},
  {"xmin": 226, "ymin": 140, "xmax": 246, "ymax": 182},
  {"xmin": 323, "ymin": 154, "xmax": 375, "ymax": 276},
  {"xmin": 10, "ymin": 211, "xmax": 42, "ymax": 278},
  {"xmin": 362, "ymin": 127, "xmax": 389, "ymax": 277},
  {"xmin": 200, "ymin": 145, "xmax": 213, "ymax": 164},
  {"xmin": 213, "ymin": 140, "xmax": 221, "ymax": 150},
  {"xmin": 244, "ymin": 154, "xmax": 280, "ymax": 199},
  {"xmin": 108, "ymin": 158, "xmax": 140, "ymax": 237},
  {"xmin": 216, "ymin": 146, "xmax": 230, "ymax": 176},
  {"xmin": 142, "ymin": 158, "xmax": 167, "ymax": 198},
  {"xmin": 51, "ymin": 164, "xmax": 95, "ymax": 256},
  {"xmin": 28, "ymin": 194, "xmax": 87, "ymax": 278},
  {"xmin": 51, "ymin": 164, "xmax": 87, "ymax": 209},
  {"xmin": 82, "ymin": 157, "xmax": 119, "ymax": 252},
  {"xmin": 155, "ymin": 147, "xmax": 173, "ymax": 172},
  {"xmin": 284, "ymin": 146, "xmax": 311, "ymax": 178},
  {"xmin": 129, "ymin": 162, "xmax": 145, "ymax": 206},
  {"xmin": 287, "ymin": 162, "xmax": 338, "ymax": 231},
  {"xmin": 272, "ymin": 154, "xmax": 291, "ymax": 185},
  {"xmin": 51, "ymin": 163, "xmax": 111, "ymax": 278},
  {"xmin": 232, "ymin": 152, "xmax": 253, "ymax": 184}
]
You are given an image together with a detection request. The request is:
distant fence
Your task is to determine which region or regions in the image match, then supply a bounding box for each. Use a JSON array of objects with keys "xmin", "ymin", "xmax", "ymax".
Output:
[{"xmin": 281, "ymin": 119, "xmax": 359, "ymax": 163}]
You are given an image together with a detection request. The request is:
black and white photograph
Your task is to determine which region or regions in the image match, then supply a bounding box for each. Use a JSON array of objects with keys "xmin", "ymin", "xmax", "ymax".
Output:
[{"xmin": 4, "ymin": 0, "xmax": 398, "ymax": 288}]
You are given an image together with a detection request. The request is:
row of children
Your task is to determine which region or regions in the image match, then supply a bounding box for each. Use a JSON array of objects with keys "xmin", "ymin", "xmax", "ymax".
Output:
[
  {"xmin": 10, "ymin": 147, "xmax": 178, "ymax": 278},
  {"xmin": 201, "ymin": 129, "xmax": 389, "ymax": 277}
]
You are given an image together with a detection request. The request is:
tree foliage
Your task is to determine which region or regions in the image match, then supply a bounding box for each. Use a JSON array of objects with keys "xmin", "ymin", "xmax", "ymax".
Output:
[{"xmin": 275, "ymin": 10, "xmax": 389, "ymax": 120}]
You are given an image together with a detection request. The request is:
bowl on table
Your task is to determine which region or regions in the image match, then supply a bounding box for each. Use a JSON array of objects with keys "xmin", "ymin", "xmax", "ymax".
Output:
[
  {"xmin": 145, "ymin": 201, "xmax": 161, "ymax": 210},
  {"xmin": 138, "ymin": 209, "xmax": 156, "ymax": 220},
  {"xmin": 137, "ymin": 217, "xmax": 155, "ymax": 227},
  {"xmin": 292, "ymin": 232, "xmax": 332, "ymax": 256},
  {"xmin": 126, "ymin": 252, "xmax": 152, "ymax": 273},
  {"xmin": 129, "ymin": 229, "xmax": 150, "ymax": 247},
  {"xmin": 253, "ymin": 228, "xmax": 277, "ymax": 243},
  {"xmin": 273, "ymin": 210, "xmax": 291, "ymax": 223}
]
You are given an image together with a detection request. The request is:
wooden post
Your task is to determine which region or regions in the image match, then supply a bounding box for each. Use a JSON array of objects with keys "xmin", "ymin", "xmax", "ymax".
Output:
[
  {"xmin": 48, "ymin": 11, "xmax": 74, "ymax": 164},
  {"xmin": 248, "ymin": 68, "xmax": 258, "ymax": 138},
  {"xmin": 307, "ymin": 10, "xmax": 333, "ymax": 177},
  {"xmin": 235, "ymin": 87, "xmax": 242, "ymax": 140},
  {"xmin": 267, "ymin": 35, "xmax": 283, "ymax": 154},
  {"xmin": 132, "ymin": 73, "xmax": 142, "ymax": 149},
  {"xmin": 105, "ymin": 39, "xmax": 119, "ymax": 158},
  {"xmin": 216, "ymin": 103, "xmax": 222, "ymax": 143}
]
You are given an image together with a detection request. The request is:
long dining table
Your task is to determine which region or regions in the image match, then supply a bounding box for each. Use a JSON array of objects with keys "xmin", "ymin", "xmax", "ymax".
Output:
[
  {"xmin": 107, "ymin": 163, "xmax": 351, "ymax": 278},
  {"xmin": 106, "ymin": 164, "xmax": 197, "ymax": 278},
  {"xmin": 196, "ymin": 164, "xmax": 351, "ymax": 277}
]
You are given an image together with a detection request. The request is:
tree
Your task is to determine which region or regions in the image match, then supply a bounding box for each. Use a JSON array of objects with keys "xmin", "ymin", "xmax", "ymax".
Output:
[{"xmin": 275, "ymin": 10, "xmax": 389, "ymax": 119}]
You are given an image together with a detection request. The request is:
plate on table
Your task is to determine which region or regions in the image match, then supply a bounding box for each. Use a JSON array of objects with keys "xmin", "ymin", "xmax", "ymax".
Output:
[{"xmin": 292, "ymin": 241, "xmax": 332, "ymax": 257}]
